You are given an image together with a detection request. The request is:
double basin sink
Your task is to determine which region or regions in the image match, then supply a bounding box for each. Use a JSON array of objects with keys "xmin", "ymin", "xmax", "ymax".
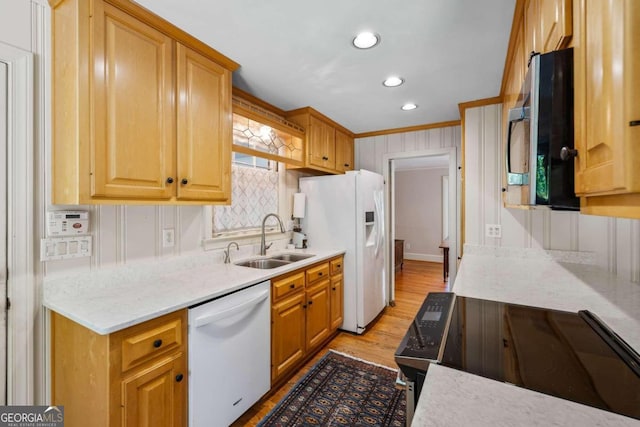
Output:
[{"xmin": 235, "ymin": 253, "xmax": 315, "ymax": 269}]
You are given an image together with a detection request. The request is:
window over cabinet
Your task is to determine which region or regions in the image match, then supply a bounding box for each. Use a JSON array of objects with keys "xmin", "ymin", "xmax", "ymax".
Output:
[{"xmin": 232, "ymin": 113, "xmax": 304, "ymax": 166}]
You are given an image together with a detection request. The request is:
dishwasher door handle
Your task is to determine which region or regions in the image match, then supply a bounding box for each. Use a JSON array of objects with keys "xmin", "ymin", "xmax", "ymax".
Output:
[{"xmin": 194, "ymin": 289, "xmax": 269, "ymax": 328}]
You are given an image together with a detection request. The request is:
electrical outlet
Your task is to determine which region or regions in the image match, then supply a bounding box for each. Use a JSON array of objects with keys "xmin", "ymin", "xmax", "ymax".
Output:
[
  {"xmin": 406, "ymin": 243, "xmax": 411, "ymax": 250},
  {"xmin": 162, "ymin": 228, "xmax": 175, "ymax": 248},
  {"xmin": 485, "ymin": 224, "xmax": 502, "ymax": 238}
]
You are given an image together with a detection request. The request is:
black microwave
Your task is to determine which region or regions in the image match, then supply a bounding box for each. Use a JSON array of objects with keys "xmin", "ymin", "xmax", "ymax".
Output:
[{"xmin": 506, "ymin": 48, "xmax": 579, "ymax": 210}]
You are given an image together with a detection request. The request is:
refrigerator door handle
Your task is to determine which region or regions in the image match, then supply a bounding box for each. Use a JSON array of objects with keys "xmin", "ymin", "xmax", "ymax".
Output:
[{"xmin": 373, "ymin": 190, "xmax": 384, "ymax": 257}]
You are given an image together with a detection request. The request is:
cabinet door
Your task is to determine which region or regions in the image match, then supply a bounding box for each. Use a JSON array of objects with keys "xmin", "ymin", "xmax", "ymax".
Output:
[
  {"xmin": 330, "ymin": 275, "xmax": 343, "ymax": 330},
  {"xmin": 539, "ymin": 0, "xmax": 572, "ymax": 52},
  {"xmin": 524, "ymin": 0, "xmax": 540, "ymax": 57},
  {"xmin": 176, "ymin": 44, "xmax": 231, "ymax": 202},
  {"xmin": 305, "ymin": 279, "xmax": 331, "ymax": 351},
  {"xmin": 121, "ymin": 353, "xmax": 186, "ymax": 427},
  {"xmin": 335, "ymin": 130, "xmax": 354, "ymax": 173},
  {"xmin": 308, "ymin": 116, "xmax": 335, "ymax": 170},
  {"xmin": 271, "ymin": 292, "xmax": 305, "ymax": 382},
  {"xmin": 92, "ymin": 2, "xmax": 175, "ymax": 200},
  {"xmin": 575, "ymin": 0, "xmax": 639, "ymax": 195}
]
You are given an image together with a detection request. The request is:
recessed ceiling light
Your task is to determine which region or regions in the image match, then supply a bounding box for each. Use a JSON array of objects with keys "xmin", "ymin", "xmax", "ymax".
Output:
[
  {"xmin": 353, "ymin": 32, "xmax": 380, "ymax": 49},
  {"xmin": 401, "ymin": 103, "xmax": 418, "ymax": 111},
  {"xmin": 383, "ymin": 76, "xmax": 404, "ymax": 87}
]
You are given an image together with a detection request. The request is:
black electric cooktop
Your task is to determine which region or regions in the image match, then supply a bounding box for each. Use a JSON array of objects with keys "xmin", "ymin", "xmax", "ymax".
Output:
[{"xmin": 395, "ymin": 292, "xmax": 640, "ymax": 420}]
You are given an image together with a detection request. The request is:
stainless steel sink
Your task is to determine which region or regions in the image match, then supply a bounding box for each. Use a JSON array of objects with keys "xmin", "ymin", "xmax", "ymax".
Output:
[
  {"xmin": 234, "ymin": 253, "xmax": 316, "ymax": 269},
  {"xmin": 234, "ymin": 259, "xmax": 290, "ymax": 269},
  {"xmin": 269, "ymin": 253, "xmax": 315, "ymax": 262}
]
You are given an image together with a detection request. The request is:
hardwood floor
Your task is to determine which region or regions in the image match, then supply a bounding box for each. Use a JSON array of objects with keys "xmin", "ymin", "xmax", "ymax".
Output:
[{"xmin": 233, "ymin": 260, "xmax": 447, "ymax": 426}]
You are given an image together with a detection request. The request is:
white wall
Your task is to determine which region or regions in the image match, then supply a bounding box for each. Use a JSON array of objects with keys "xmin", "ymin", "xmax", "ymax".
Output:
[
  {"xmin": 394, "ymin": 167, "xmax": 448, "ymax": 262},
  {"xmin": 464, "ymin": 103, "xmax": 640, "ymax": 282}
]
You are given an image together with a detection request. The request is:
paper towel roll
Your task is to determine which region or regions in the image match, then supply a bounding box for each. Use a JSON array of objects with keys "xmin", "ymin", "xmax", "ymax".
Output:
[{"xmin": 293, "ymin": 193, "xmax": 306, "ymax": 218}]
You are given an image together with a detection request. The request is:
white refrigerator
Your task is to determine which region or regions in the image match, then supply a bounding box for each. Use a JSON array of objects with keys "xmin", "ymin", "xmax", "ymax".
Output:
[{"xmin": 299, "ymin": 169, "xmax": 386, "ymax": 334}]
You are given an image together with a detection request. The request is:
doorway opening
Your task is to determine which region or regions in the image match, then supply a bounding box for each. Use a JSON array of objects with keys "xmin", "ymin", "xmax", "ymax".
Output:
[{"xmin": 383, "ymin": 148, "xmax": 459, "ymax": 303}]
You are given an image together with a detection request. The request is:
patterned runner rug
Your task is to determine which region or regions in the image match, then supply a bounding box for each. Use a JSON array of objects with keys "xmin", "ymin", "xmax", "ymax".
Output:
[{"xmin": 258, "ymin": 350, "xmax": 406, "ymax": 426}]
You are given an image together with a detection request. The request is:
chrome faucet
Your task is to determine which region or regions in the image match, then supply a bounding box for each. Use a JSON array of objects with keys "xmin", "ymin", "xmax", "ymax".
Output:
[
  {"xmin": 223, "ymin": 241, "xmax": 239, "ymax": 264},
  {"xmin": 260, "ymin": 213, "xmax": 285, "ymax": 255}
]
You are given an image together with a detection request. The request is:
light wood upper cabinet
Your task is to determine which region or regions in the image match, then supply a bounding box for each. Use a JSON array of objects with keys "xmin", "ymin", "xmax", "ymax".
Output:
[
  {"xmin": 539, "ymin": 0, "xmax": 572, "ymax": 52},
  {"xmin": 574, "ymin": 0, "xmax": 640, "ymax": 217},
  {"xmin": 502, "ymin": 22, "xmax": 527, "ymax": 207},
  {"xmin": 524, "ymin": 0, "xmax": 539, "ymax": 57},
  {"xmin": 50, "ymin": 0, "xmax": 238, "ymax": 205},
  {"xmin": 92, "ymin": 2, "xmax": 175, "ymax": 200},
  {"xmin": 523, "ymin": 0, "xmax": 572, "ymax": 56},
  {"xmin": 503, "ymin": 0, "xmax": 640, "ymax": 217},
  {"xmin": 308, "ymin": 115, "xmax": 336, "ymax": 170},
  {"xmin": 335, "ymin": 129, "xmax": 354, "ymax": 173},
  {"xmin": 176, "ymin": 44, "xmax": 231, "ymax": 201},
  {"xmin": 286, "ymin": 107, "xmax": 354, "ymax": 175}
]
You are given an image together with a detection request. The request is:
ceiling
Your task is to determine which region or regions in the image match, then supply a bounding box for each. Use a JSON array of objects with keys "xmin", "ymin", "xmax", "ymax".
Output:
[{"xmin": 135, "ymin": 0, "xmax": 516, "ymax": 134}]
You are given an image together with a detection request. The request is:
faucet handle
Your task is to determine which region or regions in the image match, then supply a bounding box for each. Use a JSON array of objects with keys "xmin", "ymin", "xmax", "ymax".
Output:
[{"xmin": 265, "ymin": 242, "xmax": 273, "ymax": 251}]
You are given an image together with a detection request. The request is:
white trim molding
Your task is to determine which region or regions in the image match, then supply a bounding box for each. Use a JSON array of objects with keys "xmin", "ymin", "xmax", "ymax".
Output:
[
  {"xmin": 405, "ymin": 253, "xmax": 444, "ymax": 263},
  {"xmin": 382, "ymin": 147, "xmax": 459, "ymax": 302},
  {"xmin": 0, "ymin": 42, "xmax": 36, "ymax": 404}
]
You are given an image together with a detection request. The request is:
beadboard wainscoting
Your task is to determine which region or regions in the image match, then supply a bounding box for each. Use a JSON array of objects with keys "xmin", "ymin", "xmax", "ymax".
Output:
[
  {"xmin": 43, "ymin": 168, "xmax": 306, "ymax": 277},
  {"xmin": 355, "ymin": 126, "xmax": 462, "ymax": 174},
  {"xmin": 463, "ymin": 103, "xmax": 640, "ymax": 283}
]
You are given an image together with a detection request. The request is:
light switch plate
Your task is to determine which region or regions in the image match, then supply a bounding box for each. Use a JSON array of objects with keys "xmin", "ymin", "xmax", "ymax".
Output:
[{"xmin": 41, "ymin": 236, "xmax": 92, "ymax": 261}]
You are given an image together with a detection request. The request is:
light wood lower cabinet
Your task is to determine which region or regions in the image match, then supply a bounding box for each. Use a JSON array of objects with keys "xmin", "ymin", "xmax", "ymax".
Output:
[
  {"xmin": 52, "ymin": 309, "xmax": 187, "ymax": 427},
  {"xmin": 329, "ymin": 257, "xmax": 344, "ymax": 330},
  {"xmin": 305, "ymin": 279, "xmax": 331, "ymax": 350},
  {"xmin": 271, "ymin": 291, "xmax": 306, "ymax": 380},
  {"xmin": 330, "ymin": 274, "xmax": 344, "ymax": 330},
  {"xmin": 270, "ymin": 256, "xmax": 344, "ymax": 384},
  {"xmin": 122, "ymin": 352, "xmax": 186, "ymax": 427}
]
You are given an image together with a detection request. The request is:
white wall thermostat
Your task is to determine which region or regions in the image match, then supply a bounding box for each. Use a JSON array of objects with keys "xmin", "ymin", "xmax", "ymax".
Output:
[{"xmin": 47, "ymin": 210, "xmax": 89, "ymax": 236}]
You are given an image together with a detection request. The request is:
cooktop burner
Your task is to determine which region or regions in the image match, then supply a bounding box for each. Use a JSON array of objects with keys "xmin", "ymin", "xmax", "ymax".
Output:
[{"xmin": 395, "ymin": 292, "xmax": 640, "ymax": 420}]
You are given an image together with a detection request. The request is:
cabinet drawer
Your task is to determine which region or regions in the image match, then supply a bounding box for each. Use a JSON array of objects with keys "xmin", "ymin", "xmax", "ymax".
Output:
[
  {"xmin": 120, "ymin": 314, "xmax": 183, "ymax": 371},
  {"xmin": 330, "ymin": 258, "xmax": 343, "ymax": 275},
  {"xmin": 272, "ymin": 272, "xmax": 305, "ymax": 302},
  {"xmin": 306, "ymin": 263, "xmax": 330, "ymax": 284}
]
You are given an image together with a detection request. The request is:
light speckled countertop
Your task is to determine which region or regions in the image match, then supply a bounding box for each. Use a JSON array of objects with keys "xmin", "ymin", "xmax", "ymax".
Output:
[
  {"xmin": 412, "ymin": 244, "xmax": 640, "ymax": 427},
  {"xmin": 43, "ymin": 248, "xmax": 344, "ymax": 334}
]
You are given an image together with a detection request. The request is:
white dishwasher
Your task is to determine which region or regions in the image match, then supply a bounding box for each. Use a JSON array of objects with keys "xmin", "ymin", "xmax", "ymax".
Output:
[{"xmin": 188, "ymin": 280, "xmax": 271, "ymax": 426}]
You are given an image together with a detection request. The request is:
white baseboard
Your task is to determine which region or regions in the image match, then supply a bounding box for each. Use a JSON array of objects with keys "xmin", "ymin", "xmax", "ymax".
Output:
[{"xmin": 404, "ymin": 252, "xmax": 443, "ymax": 263}]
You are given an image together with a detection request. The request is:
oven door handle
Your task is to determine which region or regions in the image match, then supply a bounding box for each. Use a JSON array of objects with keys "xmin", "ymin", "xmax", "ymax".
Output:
[{"xmin": 506, "ymin": 105, "xmax": 530, "ymax": 186}]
